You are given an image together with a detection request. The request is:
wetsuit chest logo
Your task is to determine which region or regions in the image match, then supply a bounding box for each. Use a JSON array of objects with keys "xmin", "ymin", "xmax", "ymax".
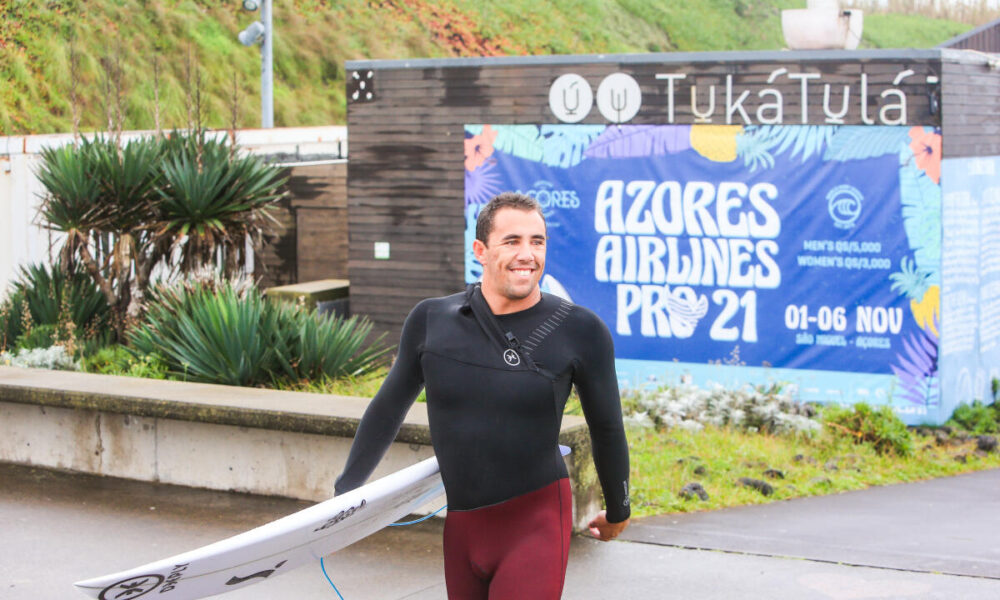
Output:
[{"xmin": 503, "ymin": 348, "xmax": 521, "ymax": 366}]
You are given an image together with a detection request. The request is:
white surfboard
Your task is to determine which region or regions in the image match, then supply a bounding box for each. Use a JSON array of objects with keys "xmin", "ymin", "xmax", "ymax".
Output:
[{"xmin": 74, "ymin": 457, "xmax": 445, "ymax": 600}]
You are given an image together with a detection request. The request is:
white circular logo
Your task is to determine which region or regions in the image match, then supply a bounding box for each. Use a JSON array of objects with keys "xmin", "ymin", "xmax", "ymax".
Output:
[
  {"xmin": 503, "ymin": 349, "xmax": 521, "ymax": 366},
  {"xmin": 549, "ymin": 74, "xmax": 593, "ymax": 123},
  {"xmin": 826, "ymin": 184, "xmax": 863, "ymax": 229},
  {"xmin": 596, "ymin": 73, "xmax": 642, "ymax": 123}
]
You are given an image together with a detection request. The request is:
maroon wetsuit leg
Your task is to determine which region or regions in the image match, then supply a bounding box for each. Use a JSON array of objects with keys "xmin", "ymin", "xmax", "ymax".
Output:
[{"xmin": 443, "ymin": 478, "xmax": 572, "ymax": 600}]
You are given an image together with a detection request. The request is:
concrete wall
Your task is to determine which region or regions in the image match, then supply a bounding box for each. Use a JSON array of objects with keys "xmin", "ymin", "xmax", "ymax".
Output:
[{"xmin": 0, "ymin": 366, "xmax": 601, "ymax": 530}]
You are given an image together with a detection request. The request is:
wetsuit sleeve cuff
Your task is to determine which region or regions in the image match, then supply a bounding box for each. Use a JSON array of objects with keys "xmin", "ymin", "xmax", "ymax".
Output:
[{"xmin": 606, "ymin": 506, "xmax": 631, "ymax": 524}]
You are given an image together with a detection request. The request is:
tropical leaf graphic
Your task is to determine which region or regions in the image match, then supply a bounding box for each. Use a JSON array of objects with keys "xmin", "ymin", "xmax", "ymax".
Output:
[
  {"xmin": 823, "ymin": 126, "xmax": 912, "ymax": 162},
  {"xmin": 465, "ymin": 204, "xmax": 483, "ymax": 284},
  {"xmin": 492, "ymin": 125, "xmax": 545, "ymax": 162},
  {"xmin": 898, "ymin": 162, "xmax": 942, "ymax": 282},
  {"xmin": 736, "ymin": 129, "xmax": 776, "ymax": 172},
  {"xmin": 583, "ymin": 125, "xmax": 690, "ymax": 159},
  {"xmin": 890, "ymin": 323, "xmax": 939, "ymax": 407},
  {"xmin": 889, "ymin": 255, "xmax": 933, "ymax": 300},
  {"xmin": 540, "ymin": 124, "xmax": 605, "ymax": 168},
  {"xmin": 736, "ymin": 125, "xmax": 836, "ymax": 171},
  {"xmin": 465, "ymin": 159, "xmax": 503, "ymax": 207}
]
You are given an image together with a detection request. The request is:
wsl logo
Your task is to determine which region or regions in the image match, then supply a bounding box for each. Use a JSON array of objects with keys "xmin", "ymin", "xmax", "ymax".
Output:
[
  {"xmin": 518, "ymin": 181, "xmax": 580, "ymax": 223},
  {"xmin": 826, "ymin": 184, "xmax": 863, "ymax": 229}
]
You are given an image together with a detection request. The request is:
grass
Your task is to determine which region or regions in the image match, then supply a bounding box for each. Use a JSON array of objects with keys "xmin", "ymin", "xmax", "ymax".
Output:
[
  {"xmin": 0, "ymin": 0, "xmax": 984, "ymax": 135},
  {"xmin": 627, "ymin": 424, "xmax": 1000, "ymax": 517}
]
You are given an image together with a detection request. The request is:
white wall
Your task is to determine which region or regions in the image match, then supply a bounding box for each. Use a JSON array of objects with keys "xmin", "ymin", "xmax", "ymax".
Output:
[{"xmin": 0, "ymin": 126, "xmax": 347, "ymax": 300}]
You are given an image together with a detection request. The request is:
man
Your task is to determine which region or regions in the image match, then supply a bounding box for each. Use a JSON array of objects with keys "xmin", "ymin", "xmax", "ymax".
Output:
[{"xmin": 335, "ymin": 192, "xmax": 630, "ymax": 599}]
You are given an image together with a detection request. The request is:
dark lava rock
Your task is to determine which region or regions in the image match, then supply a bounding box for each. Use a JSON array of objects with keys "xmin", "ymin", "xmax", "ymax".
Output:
[
  {"xmin": 737, "ymin": 477, "xmax": 774, "ymax": 496},
  {"xmin": 955, "ymin": 454, "xmax": 968, "ymax": 464},
  {"xmin": 976, "ymin": 435, "xmax": 998, "ymax": 453},
  {"xmin": 793, "ymin": 454, "xmax": 805, "ymax": 462},
  {"xmin": 763, "ymin": 469, "xmax": 785, "ymax": 480},
  {"xmin": 934, "ymin": 430, "xmax": 950, "ymax": 446},
  {"xmin": 824, "ymin": 460, "xmax": 839, "ymax": 472},
  {"xmin": 693, "ymin": 465, "xmax": 707, "ymax": 476},
  {"xmin": 679, "ymin": 482, "xmax": 709, "ymax": 501}
]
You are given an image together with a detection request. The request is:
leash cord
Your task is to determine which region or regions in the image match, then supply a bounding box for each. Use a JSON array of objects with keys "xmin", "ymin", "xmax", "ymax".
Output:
[{"xmin": 320, "ymin": 504, "xmax": 447, "ymax": 598}]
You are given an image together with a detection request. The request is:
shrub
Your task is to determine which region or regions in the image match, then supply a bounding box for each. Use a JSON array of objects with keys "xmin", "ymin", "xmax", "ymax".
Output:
[
  {"xmin": 0, "ymin": 345, "xmax": 78, "ymax": 371},
  {"xmin": 0, "ymin": 261, "xmax": 111, "ymax": 355},
  {"xmin": 128, "ymin": 280, "xmax": 388, "ymax": 387},
  {"xmin": 80, "ymin": 344, "xmax": 169, "ymax": 379},
  {"xmin": 822, "ymin": 402, "xmax": 913, "ymax": 456},
  {"xmin": 624, "ymin": 380, "xmax": 820, "ymax": 436},
  {"xmin": 0, "ymin": 291, "xmax": 27, "ymax": 352},
  {"xmin": 946, "ymin": 400, "xmax": 999, "ymax": 435},
  {"xmin": 16, "ymin": 324, "xmax": 58, "ymax": 351}
]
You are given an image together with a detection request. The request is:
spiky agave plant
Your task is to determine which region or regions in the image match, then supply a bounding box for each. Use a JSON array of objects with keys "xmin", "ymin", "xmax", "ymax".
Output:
[
  {"xmin": 36, "ymin": 135, "xmax": 163, "ymax": 340},
  {"xmin": 271, "ymin": 300, "xmax": 389, "ymax": 383},
  {"xmin": 154, "ymin": 135, "xmax": 286, "ymax": 279},
  {"xmin": 129, "ymin": 280, "xmax": 387, "ymax": 387}
]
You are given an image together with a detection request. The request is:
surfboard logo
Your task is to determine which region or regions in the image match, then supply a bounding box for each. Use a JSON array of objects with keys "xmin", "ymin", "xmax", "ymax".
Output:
[
  {"xmin": 503, "ymin": 348, "xmax": 521, "ymax": 366},
  {"xmin": 313, "ymin": 498, "xmax": 367, "ymax": 532},
  {"xmin": 98, "ymin": 574, "xmax": 163, "ymax": 600},
  {"xmin": 225, "ymin": 560, "xmax": 287, "ymax": 586}
]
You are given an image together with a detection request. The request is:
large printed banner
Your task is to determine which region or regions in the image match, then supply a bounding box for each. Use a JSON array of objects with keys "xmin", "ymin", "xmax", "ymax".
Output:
[{"xmin": 464, "ymin": 124, "xmax": 942, "ymax": 421}]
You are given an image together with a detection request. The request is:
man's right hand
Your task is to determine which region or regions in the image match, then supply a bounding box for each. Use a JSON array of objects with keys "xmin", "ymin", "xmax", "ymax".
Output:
[{"xmin": 588, "ymin": 510, "xmax": 630, "ymax": 541}]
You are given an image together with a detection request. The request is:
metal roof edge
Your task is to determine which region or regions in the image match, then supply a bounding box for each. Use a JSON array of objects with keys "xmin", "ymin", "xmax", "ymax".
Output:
[
  {"xmin": 346, "ymin": 48, "xmax": 944, "ymax": 70},
  {"xmin": 938, "ymin": 17, "xmax": 1000, "ymax": 48}
]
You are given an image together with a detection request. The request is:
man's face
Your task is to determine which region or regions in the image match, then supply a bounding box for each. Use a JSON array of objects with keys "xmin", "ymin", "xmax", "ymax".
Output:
[{"xmin": 473, "ymin": 207, "xmax": 547, "ymax": 313}]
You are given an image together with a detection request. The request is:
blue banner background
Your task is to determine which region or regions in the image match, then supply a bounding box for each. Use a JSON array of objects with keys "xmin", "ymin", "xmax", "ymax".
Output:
[{"xmin": 464, "ymin": 125, "xmax": 943, "ymax": 422}]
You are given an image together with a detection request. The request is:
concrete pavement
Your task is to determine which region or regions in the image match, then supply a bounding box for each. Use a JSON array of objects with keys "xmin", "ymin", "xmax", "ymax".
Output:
[{"xmin": 2, "ymin": 462, "xmax": 998, "ymax": 599}]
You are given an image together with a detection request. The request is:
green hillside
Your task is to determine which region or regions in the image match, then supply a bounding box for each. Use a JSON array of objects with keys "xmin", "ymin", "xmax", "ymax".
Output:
[{"xmin": 0, "ymin": 0, "xmax": 974, "ymax": 136}]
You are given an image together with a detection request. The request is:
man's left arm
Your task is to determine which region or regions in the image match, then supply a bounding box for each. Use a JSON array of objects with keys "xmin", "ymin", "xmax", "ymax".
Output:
[{"xmin": 573, "ymin": 309, "xmax": 631, "ymax": 541}]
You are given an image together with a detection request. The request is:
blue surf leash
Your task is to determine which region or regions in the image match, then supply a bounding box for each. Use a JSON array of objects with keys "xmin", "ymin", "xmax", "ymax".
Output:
[{"xmin": 320, "ymin": 504, "xmax": 448, "ymax": 598}]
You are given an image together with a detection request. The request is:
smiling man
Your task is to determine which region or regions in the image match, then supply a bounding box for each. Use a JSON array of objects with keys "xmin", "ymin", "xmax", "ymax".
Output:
[{"xmin": 335, "ymin": 192, "xmax": 631, "ymax": 599}]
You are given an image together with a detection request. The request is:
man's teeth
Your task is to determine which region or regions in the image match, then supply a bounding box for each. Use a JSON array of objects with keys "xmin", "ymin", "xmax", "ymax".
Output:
[{"xmin": 513, "ymin": 269, "xmax": 532, "ymax": 275}]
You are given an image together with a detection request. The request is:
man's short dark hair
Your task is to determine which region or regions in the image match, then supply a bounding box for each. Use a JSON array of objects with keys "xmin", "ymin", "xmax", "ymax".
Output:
[{"xmin": 475, "ymin": 192, "xmax": 546, "ymax": 244}]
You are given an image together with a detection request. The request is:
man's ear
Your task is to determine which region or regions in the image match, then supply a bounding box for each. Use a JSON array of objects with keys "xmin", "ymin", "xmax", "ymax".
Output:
[{"xmin": 472, "ymin": 239, "xmax": 487, "ymax": 264}]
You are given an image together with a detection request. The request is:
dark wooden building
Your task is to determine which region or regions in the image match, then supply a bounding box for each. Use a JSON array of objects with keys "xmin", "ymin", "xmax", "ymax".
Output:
[
  {"xmin": 257, "ymin": 160, "xmax": 350, "ymax": 289},
  {"xmin": 345, "ymin": 48, "xmax": 1000, "ymax": 345},
  {"xmin": 941, "ymin": 17, "xmax": 1000, "ymax": 54}
]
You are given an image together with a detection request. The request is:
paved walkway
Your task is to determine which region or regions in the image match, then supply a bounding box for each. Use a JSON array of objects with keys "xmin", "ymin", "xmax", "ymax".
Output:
[{"xmin": 2, "ymin": 462, "xmax": 998, "ymax": 599}]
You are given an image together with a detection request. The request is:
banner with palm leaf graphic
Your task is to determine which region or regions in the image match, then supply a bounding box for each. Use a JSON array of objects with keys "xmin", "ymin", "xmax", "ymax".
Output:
[{"xmin": 465, "ymin": 123, "xmax": 955, "ymax": 424}]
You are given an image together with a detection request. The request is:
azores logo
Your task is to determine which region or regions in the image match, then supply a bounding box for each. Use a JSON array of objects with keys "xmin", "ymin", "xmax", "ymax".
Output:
[
  {"xmin": 517, "ymin": 181, "xmax": 580, "ymax": 224},
  {"xmin": 826, "ymin": 184, "xmax": 863, "ymax": 229}
]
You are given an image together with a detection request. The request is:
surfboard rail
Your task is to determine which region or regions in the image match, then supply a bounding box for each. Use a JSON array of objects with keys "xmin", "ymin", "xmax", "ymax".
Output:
[{"xmin": 73, "ymin": 456, "xmax": 444, "ymax": 600}]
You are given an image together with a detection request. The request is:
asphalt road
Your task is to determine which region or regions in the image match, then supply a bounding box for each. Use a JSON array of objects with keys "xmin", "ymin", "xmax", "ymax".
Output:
[{"xmin": 2, "ymin": 462, "xmax": 998, "ymax": 599}]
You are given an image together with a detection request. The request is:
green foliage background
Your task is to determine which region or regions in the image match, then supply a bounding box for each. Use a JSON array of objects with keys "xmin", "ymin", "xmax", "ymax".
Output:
[{"xmin": 0, "ymin": 0, "xmax": 974, "ymax": 135}]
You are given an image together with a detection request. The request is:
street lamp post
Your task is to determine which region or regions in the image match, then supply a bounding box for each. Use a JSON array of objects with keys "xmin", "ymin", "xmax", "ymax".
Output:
[
  {"xmin": 238, "ymin": 0, "xmax": 273, "ymax": 128},
  {"xmin": 260, "ymin": 0, "xmax": 273, "ymax": 128}
]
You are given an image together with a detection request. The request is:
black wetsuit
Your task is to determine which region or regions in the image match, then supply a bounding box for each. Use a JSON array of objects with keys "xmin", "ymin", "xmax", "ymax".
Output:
[{"xmin": 335, "ymin": 285, "xmax": 630, "ymax": 597}]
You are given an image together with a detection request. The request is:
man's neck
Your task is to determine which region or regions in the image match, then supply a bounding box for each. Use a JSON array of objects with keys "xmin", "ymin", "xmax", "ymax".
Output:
[{"xmin": 480, "ymin": 286, "xmax": 541, "ymax": 315}]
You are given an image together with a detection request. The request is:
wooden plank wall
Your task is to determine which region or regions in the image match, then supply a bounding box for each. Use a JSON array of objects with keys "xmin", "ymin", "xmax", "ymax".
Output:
[
  {"xmin": 257, "ymin": 162, "xmax": 349, "ymax": 288},
  {"xmin": 942, "ymin": 58, "xmax": 1000, "ymax": 157},
  {"xmin": 347, "ymin": 55, "xmax": 942, "ymax": 344}
]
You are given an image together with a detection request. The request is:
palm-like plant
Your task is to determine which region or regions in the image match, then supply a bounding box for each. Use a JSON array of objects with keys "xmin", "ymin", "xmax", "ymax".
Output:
[
  {"xmin": 155, "ymin": 137, "xmax": 285, "ymax": 277},
  {"xmin": 35, "ymin": 130, "xmax": 287, "ymax": 341}
]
